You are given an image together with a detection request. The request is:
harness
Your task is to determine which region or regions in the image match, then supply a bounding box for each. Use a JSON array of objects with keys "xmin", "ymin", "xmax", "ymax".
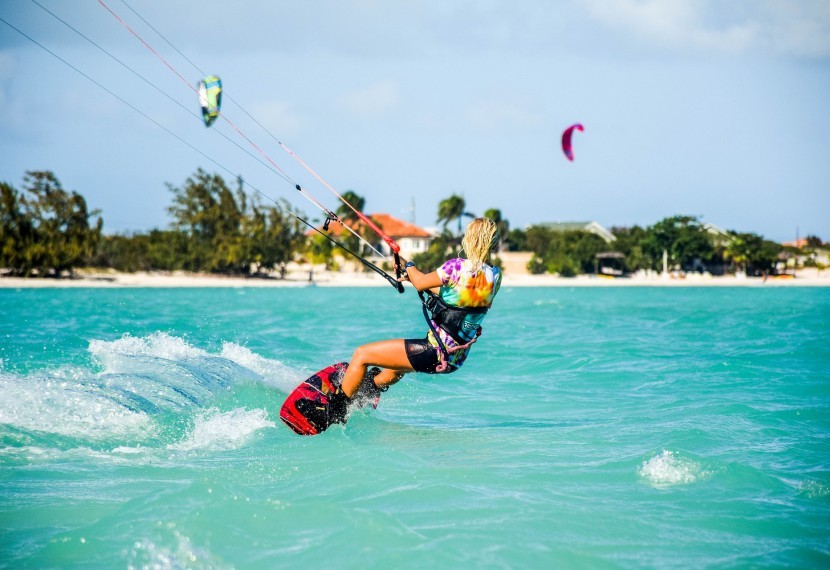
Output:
[{"xmin": 418, "ymin": 290, "xmax": 488, "ymax": 373}]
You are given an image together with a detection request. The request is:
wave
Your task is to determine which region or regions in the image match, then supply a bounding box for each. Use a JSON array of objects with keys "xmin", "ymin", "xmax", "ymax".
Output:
[
  {"xmin": 0, "ymin": 332, "xmax": 302, "ymax": 454},
  {"xmin": 167, "ymin": 407, "xmax": 275, "ymax": 452},
  {"xmin": 638, "ymin": 450, "xmax": 710, "ymax": 487}
]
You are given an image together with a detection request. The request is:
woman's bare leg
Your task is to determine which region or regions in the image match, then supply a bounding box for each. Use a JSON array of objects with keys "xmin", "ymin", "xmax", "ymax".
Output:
[
  {"xmin": 340, "ymin": 339, "xmax": 412, "ymax": 397},
  {"xmin": 374, "ymin": 368, "xmax": 407, "ymax": 389}
]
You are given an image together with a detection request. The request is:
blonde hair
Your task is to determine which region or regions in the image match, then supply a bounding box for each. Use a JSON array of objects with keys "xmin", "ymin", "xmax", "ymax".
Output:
[{"xmin": 461, "ymin": 217, "xmax": 498, "ymax": 272}]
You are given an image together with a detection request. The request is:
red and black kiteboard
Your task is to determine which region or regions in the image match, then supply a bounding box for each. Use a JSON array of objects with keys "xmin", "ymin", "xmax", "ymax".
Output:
[{"xmin": 280, "ymin": 362, "xmax": 382, "ymax": 436}]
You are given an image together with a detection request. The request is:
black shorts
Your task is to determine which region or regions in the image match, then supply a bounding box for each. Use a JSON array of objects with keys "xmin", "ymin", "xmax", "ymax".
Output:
[{"xmin": 404, "ymin": 338, "xmax": 457, "ymax": 374}]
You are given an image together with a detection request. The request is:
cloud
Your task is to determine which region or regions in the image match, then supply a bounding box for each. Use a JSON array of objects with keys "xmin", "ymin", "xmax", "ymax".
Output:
[
  {"xmin": 580, "ymin": 0, "xmax": 830, "ymax": 57},
  {"xmin": 581, "ymin": 0, "xmax": 756, "ymax": 53},
  {"xmin": 336, "ymin": 80, "xmax": 401, "ymax": 117},
  {"xmin": 760, "ymin": 0, "xmax": 830, "ymax": 57}
]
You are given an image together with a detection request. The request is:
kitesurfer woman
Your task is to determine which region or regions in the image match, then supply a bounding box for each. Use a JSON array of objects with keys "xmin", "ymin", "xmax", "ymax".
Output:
[{"xmin": 332, "ymin": 217, "xmax": 502, "ymax": 415}]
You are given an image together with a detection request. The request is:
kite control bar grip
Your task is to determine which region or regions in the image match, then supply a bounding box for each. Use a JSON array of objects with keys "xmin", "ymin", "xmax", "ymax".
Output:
[
  {"xmin": 393, "ymin": 253, "xmax": 405, "ymax": 294},
  {"xmin": 383, "ymin": 236, "xmax": 401, "ymax": 254},
  {"xmin": 393, "ymin": 253, "xmax": 403, "ymax": 279}
]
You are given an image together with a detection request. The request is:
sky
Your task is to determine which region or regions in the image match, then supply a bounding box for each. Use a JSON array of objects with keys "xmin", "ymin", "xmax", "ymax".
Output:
[{"xmin": 1, "ymin": 0, "xmax": 829, "ymax": 243}]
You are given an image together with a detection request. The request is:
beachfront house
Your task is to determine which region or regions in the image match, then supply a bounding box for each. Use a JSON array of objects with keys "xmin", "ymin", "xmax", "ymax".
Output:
[
  {"xmin": 698, "ymin": 222, "xmax": 731, "ymax": 274},
  {"xmin": 534, "ymin": 221, "xmax": 622, "ymax": 276},
  {"xmin": 365, "ymin": 213, "xmax": 433, "ymax": 259},
  {"xmin": 703, "ymin": 222, "xmax": 730, "ymax": 242},
  {"xmin": 311, "ymin": 213, "xmax": 433, "ymax": 261},
  {"xmin": 780, "ymin": 238, "xmax": 829, "ymax": 274},
  {"xmin": 534, "ymin": 221, "xmax": 617, "ymax": 244}
]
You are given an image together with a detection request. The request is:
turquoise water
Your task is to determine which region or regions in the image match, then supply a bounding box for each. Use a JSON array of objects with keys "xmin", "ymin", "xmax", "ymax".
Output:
[{"xmin": 1, "ymin": 286, "xmax": 828, "ymax": 568}]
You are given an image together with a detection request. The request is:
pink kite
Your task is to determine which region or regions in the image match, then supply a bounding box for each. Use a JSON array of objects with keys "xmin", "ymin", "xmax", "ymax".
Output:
[{"xmin": 561, "ymin": 123, "xmax": 584, "ymax": 161}]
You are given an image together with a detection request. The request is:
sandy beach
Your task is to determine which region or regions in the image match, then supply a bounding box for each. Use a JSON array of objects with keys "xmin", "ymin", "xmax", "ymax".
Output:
[{"xmin": 1, "ymin": 267, "xmax": 828, "ymax": 288}]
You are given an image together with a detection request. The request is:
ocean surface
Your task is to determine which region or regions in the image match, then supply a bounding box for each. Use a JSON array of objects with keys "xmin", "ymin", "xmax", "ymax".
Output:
[{"xmin": 1, "ymin": 285, "xmax": 828, "ymax": 568}]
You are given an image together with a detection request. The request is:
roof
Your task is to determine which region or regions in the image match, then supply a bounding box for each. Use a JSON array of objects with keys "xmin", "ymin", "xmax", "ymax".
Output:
[
  {"xmin": 703, "ymin": 222, "xmax": 729, "ymax": 237},
  {"xmin": 308, "ymin": 213, "xmax": 432, "ymax": 239},
  {"xmin": 534, "ymin": 221, "xmax": 616, "ymax": 243},
  {"xmin": 782, "ymin": 238, "xmax": 808, "ymax": 249},
  {"xmin": 368, "ymin": 213, "xmax": 432, "ymax": 238}
]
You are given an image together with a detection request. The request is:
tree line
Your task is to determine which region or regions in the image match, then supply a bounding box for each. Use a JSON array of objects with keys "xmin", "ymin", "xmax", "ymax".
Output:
[
  {"xmin": 1, "ymin": 170, "xmax": 306, "ymax": 277},
  {"xmin": 413, "ymin": 197, "xmax": 811, "ymax": 277},
  {"xmin": 0, "ymin": 169, "xmax": 821, "ymax": 278},
  {"xmin": 517, "ymin": 216, "xmax": 786, "ymax": 277},
  {"xmin": 1, "ymin": 171, "xmax": 102, "ymax": 277}
]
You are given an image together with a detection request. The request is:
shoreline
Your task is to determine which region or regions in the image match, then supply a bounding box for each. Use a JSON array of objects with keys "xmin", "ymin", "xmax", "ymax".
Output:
[{"xmin": 1, "ymin": 268, "xmax": 829, "ymax": 288}]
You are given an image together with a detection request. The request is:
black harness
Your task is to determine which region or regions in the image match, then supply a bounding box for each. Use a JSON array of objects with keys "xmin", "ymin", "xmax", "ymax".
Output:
[
  {"xmin": 421, "ymin": 291, "xmax": 488, "ymax": 344},
  {"xmin": 417, "ymin": 290, "xmax": 489, "ymax": 373}
]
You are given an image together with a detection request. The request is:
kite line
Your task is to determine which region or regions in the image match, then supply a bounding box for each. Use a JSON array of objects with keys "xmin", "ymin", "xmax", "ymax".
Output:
[
  {"xmin": 1, "ymin": 4, "xmax": 404, "ymax": 291},
  {"xmin": 96, "ymin": 0, "xmax": 401, "ymax": 258}
]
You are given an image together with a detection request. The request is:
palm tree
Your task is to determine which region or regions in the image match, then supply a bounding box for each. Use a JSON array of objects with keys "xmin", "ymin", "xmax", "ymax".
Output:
[
  {"xmin": 483, "ymin": 208, "xmax": 509, "ymax": 252},
  {"xmin": 723, "ymin": 233, "xmax": 749, "ymax": 275},
  {"xmin": 334, "ymin": 189, "xmax": 375, "ymax": 259},
  {"xmin": 336, "ymin": 190, "xmax": 365, "ymax": 224},
  {"xmin": 437, "ymin": 194, "xmax": 474, "ymax": 237}
]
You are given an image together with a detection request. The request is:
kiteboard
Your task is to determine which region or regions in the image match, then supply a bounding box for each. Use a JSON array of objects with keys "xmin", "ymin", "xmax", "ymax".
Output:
[{"xmin": 280, "ymin": 362, "xmax": 383, "ymax": 435}]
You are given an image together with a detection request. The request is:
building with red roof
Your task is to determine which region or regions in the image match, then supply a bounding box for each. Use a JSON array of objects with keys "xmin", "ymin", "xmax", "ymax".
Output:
[{"xmin": 311, "ymin": 213, "xmax": 433, "ymax": 260}]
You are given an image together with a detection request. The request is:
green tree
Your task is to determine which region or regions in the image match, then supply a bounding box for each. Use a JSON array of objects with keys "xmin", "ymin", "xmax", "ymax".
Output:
[
  {"xmin": 752, "ymin": 238, "xmax": 782, "ymax": 274},
  {"xmin": 412, "ymin": 232, "xmax": 456, "ymax": 271},
  {"xmin": 525, "ymin": 225, "xmax": 553, "ymax": 258},
  {"xmin": 523, "ymin": 225, "xmax": 605, "ymax": 276},
  {"xmin": 165, "ymin": 169, "xmax": 306, "ymax": 275},
  {"xmin": 722, "ymin": 233, "xmax": 750, "ymax": 273},
  {"xmin": 246, "ymin": 198, "xmax": 306, "ymax": 275},
  {"xmin": 546, "ymin": 250, "xmax": 580, "ymax": 277},
  {"xmin": 167, "ymin": 169, "xmax": 249, "ymax": 273},
  {"xmin": 0, "ymin": 171, "xmax": 102, "ymax": 277},
  {"xmin": 503, "ymin": 227, "xmax": 527, "ymax": 252},
  {"xmin": 91, "ymin": 233, "xmax": 150, "ymax": 272},
  {"xmin": 437, "ymin": 194, "xmax": 467, "ymax": 237},
  {"xmin": 333, "ymin": 189, "xmax": 377, "ymax": 259},
  {"xmin": 0, "ymin": 181, "xmax": 34, "ymax": 274},
  {"xmin": 92, "ymin": 228, "xmax": 212, "ymax": 273},
  {"xmin": 305, "ymin": 232, "xmax": 336, "ymax": 270},
  {"xmin": 568, "ymin": 231, "xmax": 608, "ymax": 273},
  {"xmin": 146, "ymin": 229, "xmax": 190, "ymax": 271},
  {"xmin": 483, "ymin": 208, "xmax": 509, "ymax": 252},
  {"xmin": 724, "ymin": 232, "xmax": 781, "ymax": 275},
  {"xmin": 610, "ymin": 225, "xmax": 648, "ymax": 272},
  {"xmin": 336, "ymin": 190, "xmax": 365, "ymax": 224},
  {"xmin": 641, "ymin": 215, "xmax": 713, "ymax": 271}
]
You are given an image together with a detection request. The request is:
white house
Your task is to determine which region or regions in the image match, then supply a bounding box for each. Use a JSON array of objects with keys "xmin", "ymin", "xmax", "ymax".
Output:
[
  {"xmin": 317, "ymin": 213, "xmax": 433, "ymax": 260},
  {"xmin": 533, "ymin": 221, "xmax": 616, "ymax": 243},
  {"xmin": 367, "ymin": 213, "xmax": 433, "ymax": 259}
]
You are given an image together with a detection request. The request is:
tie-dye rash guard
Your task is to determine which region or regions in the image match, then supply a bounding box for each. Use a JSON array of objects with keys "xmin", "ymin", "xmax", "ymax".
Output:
[{"xmin": 427, "ymin": 258, "xmax": 502, "ymax": 368}]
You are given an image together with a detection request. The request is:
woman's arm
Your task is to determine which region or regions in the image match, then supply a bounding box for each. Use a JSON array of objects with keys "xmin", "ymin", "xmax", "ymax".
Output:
[{"xmin": 402, "ymin": 261, "xmax": 443, "ymax": 292}]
